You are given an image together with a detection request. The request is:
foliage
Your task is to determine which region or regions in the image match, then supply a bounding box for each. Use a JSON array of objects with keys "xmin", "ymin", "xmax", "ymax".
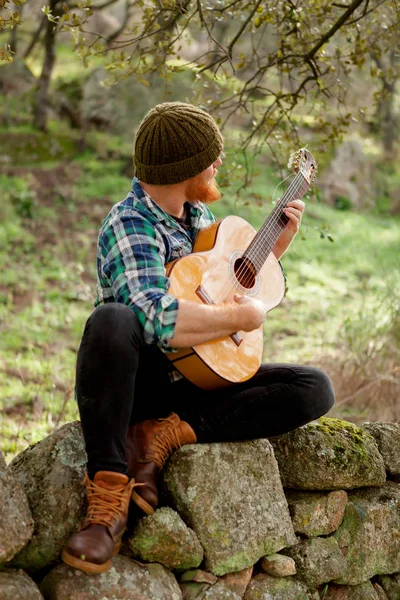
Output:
[
  {"xmin": 52, "ymin": 0, "xmax": 400, "ymax": 157},
  {"xmin": 0, "ymin": 0, "xmax": 25, "ymax": 61}
]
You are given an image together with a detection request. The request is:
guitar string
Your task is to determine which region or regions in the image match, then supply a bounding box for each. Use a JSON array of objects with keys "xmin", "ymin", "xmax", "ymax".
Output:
[
  {"xmin": 212, "ymin": 174, "xmax": 309, "ymax": 304},
  {"xmin": 242, "ymin": 175, "xmax": 309, "ymax": 275},
  {"xmin": 247, "ymin": 177, "xmax": 309, "ymax": 272},
  {"xmin": 210, "ymin": 154, "xmax": 315, "ymax": 307},
  {"xmin": 211, "ymin": 178, "xmax": 306, "ymax": 304}
]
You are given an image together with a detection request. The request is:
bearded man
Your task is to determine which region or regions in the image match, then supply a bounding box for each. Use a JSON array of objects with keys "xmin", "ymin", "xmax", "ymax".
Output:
[{"xmin": 62, "ymin": 102, "xmax": 334, "ymax": 573}]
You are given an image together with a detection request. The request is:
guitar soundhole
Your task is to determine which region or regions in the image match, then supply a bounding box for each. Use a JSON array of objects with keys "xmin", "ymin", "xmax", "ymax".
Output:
[{"xmin": 234, "ymin": 257, "xmax": 256, "ymax": 289}]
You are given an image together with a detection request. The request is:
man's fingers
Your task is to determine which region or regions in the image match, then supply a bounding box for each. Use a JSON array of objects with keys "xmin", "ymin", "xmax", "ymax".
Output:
[
  {"xmin": 283, "ymin": 207, "xmax": 302, "ymax": 220},
  {"xmin": 286, "ymin": 199, "xmax": 305, "ymax": 212}
]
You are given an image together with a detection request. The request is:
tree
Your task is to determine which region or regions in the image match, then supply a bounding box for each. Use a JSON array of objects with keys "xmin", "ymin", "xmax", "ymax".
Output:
[
  {"xmin": 57, "ymin": 0, "xmax": 399, "ymax": 161},
  {"xmin": 34, "ymin": 0, "xmax": 128, "ymax": 130}
]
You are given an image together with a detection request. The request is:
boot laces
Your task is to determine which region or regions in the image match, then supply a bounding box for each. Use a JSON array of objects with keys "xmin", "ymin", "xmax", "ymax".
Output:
[
  {"xmin": 84, "ymin": 475, "xmax": 136, "ymax": 528},
  {"xmin": 145, "ymin": 415, "xmax": 182, "ymax": 470}
]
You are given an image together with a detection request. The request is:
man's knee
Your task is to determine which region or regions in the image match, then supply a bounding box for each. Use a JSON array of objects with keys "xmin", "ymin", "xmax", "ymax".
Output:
[
  {"xmin": 84, "ymin": 303, "xmax": 143, "ymax": 347},
  {"xmin": 304, "ymin": 366, "xmax": 335, "ymax": 419}
]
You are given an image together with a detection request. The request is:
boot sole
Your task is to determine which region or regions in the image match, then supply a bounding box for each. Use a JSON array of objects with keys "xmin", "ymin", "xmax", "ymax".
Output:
[
  {"xmin": 131, "ymin": 490, "xmax": 155, "ymax": 515},
  {"xmin": 61, "ymin": 541, "xmax": 121, "ymax": 574}
]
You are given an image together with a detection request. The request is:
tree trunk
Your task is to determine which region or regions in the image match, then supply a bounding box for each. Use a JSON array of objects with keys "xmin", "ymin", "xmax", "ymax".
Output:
[
  {"xmin": 371, "ymin": 50, "xmax": 399, "ymax": 158},
  {"xmin": 8, "ymin": 3, "xmax": 24, "ymax": 55},
  {"xmin": 24, "ymin": 16, "xmax": 46, "ymax": 59},
  {"xmin": 34, "ymin": 1, "xmax": 61, "ymax": 131}
]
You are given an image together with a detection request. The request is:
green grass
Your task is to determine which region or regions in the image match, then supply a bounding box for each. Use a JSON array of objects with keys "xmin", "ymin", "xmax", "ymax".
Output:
[{"xmin": 0, "ymin": 122, "xmax": 399, "ymax": 462}]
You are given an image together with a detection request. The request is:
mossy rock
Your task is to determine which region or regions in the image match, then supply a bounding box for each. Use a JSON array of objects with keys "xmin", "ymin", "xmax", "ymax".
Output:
[
  {"xmin": 333, "ymin": 482, "xmax": 400, "ymax": 585},
  {"xmin": 162, "ymin": 440, "xmax": 296, "ymax": 576},
  {"xmin": 40, "ymin": 556, "xmax": 182, "ymax": 600},
  {"xmin": 9, "ymin": 422, "xmax": 87, "ymax": 572},
  {"xmin": 128, "ymin": 507, "xmax": 203, "ymax": 571},
  {"xmin": 244, "ymin": 573, "xmax": 319, "ymax": 600},
  {"xmin": 270, "ymin": 417, "xmax": 386, "ymax": 490}
]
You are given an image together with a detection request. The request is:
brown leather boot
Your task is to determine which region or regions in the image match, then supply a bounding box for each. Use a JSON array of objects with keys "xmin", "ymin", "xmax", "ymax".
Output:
[
  {"xmin": 61, "ymin": 471, "xmax": 138, "ymax": 573},
  {"xmin": 125, "ymin": 412, "xmax": 197, "ymax": 515}
]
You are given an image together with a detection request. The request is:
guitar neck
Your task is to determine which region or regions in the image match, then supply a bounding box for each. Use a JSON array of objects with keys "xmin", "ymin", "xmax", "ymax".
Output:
[{"xmin": 243, "ymin": 172, "xmax": 310, "ymax": 273}]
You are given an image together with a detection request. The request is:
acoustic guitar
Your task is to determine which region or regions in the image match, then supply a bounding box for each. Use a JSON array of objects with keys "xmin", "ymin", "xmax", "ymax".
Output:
[{"xmin": 166, "ymin": 148, "xmax": 317, "ymax": 390}]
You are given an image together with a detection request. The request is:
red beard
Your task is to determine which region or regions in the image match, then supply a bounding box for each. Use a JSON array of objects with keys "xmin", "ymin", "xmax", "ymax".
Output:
[{"xmin": 185, "ymin": 176, "xmax": 221, "ymax": 205}]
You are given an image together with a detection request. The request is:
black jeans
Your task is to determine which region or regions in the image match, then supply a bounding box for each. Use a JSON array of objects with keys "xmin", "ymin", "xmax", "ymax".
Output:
[{"xmin": 76, "ymin": 303, "xmax": 335, "ymax": 477}]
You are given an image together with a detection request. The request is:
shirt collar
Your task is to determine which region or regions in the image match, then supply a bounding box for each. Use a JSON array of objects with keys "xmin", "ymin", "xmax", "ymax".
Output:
[{"xmin": 131, "ymin": 177, "xmax": 205, "ymax": 230}]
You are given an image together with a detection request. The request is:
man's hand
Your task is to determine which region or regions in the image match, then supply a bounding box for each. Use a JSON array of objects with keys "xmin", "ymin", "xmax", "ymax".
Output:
[
  {"xmin": 233, "ymin": 294, "xmax": 268, "ymax": 331},
  {"xmin": 272, "ymin": 199, "xmax": 305, "ymax": 260}
]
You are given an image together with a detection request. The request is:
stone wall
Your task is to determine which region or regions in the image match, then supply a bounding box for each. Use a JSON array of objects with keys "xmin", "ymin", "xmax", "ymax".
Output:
[{"xmin": 1, "ymin": 418, "xmax": 400, "ymax": 599}]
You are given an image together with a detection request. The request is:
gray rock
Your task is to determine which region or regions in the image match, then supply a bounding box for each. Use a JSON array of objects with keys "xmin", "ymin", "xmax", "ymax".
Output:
[
  {"xmin": 324, "ymin": 581, "xmax": 382, "ymax": 599},
  {"xmin": 40, "ymin": 555, "xmax": 182, "ymax": 599},
  {"xmin": 9, "ymin": 422, "xmax": 87, "ymax": 571},
  {"xmin": 180, "ymin": 570, "xmax": 218, "ymax": 584},
  {"xmin": 260, "ymin": 553, "xmax": 296, "ymax": 577},
  {"xmin": 0, "ymin": 452, "xmax": 33, "ymax": 565},
  {"xmin": 362, "ymin": 422, "xmax": 400, "ymax": 479},
  {"xmin": 376, "ymin": 573, "xmax": 400, "ymax": 599},
  {"xmin": 0, "ymin": 58, "xmax": 36, "ymax": 95},
  {"xmin": 333, "ymin": 482, "xmax": 400, "ymax": 585},
  {"xmin": 283, "ymin": 536, "xmax": 346, "ymax": 588},
  {"xmin": 374, "ymin": 583, "xmax": 390, "ymax": 600},
  {"xmin": 286, "ymin": 490, "xmax": 348, "ymax": 537},
  {"xmin": 162, "ymin": 440, "xmax": 297, "ymax": 576},
  {"xmin": 128, "ymin": 507, "xmax": 204, "ymax": 571},
  {"xmin": 244, "ymin": 573, "xmax": 319, "ymax": 599},
  {"xmin": 82, "ymin": 68, "xmax": 116, "ymax": 130},
  {"xmin": 180, "ymin": 582, "xmax": 211, "ymax": 600},
  {"xmin": 202, "ymin": 581, "xmax": 242, "ymax": 599},
  {"xmin": 320, "ymin": 136, "xmax": 374, "ymax": 209},
  {"xmin": 270, "ymin": 418, "xmax": 386, "ymax": 490},
  {"xmin": 0, "ymin": 569, "xmax": 44, "ymax": 599}
]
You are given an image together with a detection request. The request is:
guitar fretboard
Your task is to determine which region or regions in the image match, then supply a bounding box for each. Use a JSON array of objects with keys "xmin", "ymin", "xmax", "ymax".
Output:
[{"xmin": 243, "ymin": 173, "xmax": 310, "ymax": 273}]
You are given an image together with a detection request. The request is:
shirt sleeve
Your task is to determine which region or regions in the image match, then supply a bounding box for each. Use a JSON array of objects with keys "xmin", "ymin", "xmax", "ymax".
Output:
[{"xmin": 98, "ymin": 212, "xmax": 179, "ymax": 348}]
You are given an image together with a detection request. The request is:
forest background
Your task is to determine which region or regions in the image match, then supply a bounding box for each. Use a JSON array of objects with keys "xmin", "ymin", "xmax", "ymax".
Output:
[{"xmin": 0, "ymin": 0, "xmax": 399, "ymax": 462}]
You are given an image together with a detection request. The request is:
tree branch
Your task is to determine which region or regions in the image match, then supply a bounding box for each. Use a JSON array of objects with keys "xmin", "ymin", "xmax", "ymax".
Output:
[{"xmin": 304, "ymin": 0, "xmax": 368, "ymax": 61}]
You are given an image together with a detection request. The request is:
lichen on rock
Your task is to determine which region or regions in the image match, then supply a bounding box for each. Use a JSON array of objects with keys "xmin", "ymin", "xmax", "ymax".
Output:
[
  {"xmin": 244, "ymin": 573, "xmax": 319, "ymax": 600},
  {"xmin": 270, "ymin": 417, "xmax": 386, "ymax": 490},
  {"xmin": 0, "ymin": 451, "xmax": 33, "ymax": 565},
  {"xmin": 162, "ymin": 439, "xmax": 296, "ymax": 576},
  {"xmin": 0, "ymin": 568, "xmax": 44, "ymax": 599},
  {"xmin": 283, "ymin": 536, "xmax": 346, "ymax": 588},
  {"xmin": 285, "ymin": 490, "xmax": 348, "ymax": 537},
  {"xmin": 333, "ymin": 482, "xmax": 400, "ymax": 585},
  {"xmin": 324, "ymin": 581, "xmax": 383, "ymax": 599},
  {"xmin": 362, "ymin": 422, "xmax": 400, "ymax": 480},
  {"xmin": 40, "ymin": 555, "xmax": 182, "ymax": 599},
  {"xmin": 127, "ymin": 507, "xmax": 204, "ymax": 571},
  {"xmin": 8, "ymin": 421, "xmax": 87, "ymax": 572}
]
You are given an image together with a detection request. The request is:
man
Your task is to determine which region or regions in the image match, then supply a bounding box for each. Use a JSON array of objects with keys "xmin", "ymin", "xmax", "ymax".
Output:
[{"xmin": 62, "ymin": 102, "xmax": 334, "ymax": 574}]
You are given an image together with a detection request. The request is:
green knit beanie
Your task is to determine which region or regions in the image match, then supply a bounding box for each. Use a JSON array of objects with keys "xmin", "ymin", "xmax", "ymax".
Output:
[{"xmin": 133, "ymin": 102, "xmax": 224, "ymax": 185}]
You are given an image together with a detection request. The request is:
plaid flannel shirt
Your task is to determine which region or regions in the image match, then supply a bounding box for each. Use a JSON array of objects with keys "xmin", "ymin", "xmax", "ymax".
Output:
[{"xmin": 95, "ymin": 177, "xmax": 216, "ymax": 350}]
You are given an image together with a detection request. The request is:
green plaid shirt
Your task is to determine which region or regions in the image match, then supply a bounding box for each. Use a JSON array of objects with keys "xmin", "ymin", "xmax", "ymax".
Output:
[{"xmin": 95, "ymin": 177, "xmax": 216, "ymax": 349}]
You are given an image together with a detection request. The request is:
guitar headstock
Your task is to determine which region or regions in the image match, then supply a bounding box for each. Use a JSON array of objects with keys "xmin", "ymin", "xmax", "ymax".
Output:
[{"xmin": 288, "ymin": 148, "xmax": 317, "ymax": 185}]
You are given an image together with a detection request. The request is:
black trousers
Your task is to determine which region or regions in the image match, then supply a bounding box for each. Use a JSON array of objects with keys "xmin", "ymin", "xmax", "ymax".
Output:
[{"xmin": 76, "ymin": 303, "xmax": 335, "ymax": 477}]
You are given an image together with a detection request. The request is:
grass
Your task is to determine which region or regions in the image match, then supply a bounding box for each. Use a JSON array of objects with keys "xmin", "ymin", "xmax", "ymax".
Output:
[{"xmin": 0, "ymin": 121, "xmax": 399, "ymax": 462}]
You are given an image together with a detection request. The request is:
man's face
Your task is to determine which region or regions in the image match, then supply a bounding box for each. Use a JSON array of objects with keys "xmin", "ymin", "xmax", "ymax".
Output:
[{"xmin": 185, "ymin": 156, "xmax": 223, "ymax": 204}]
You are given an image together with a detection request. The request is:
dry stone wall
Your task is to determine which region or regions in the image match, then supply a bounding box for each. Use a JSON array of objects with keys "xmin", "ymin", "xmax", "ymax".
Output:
[{"xmin": 1, "ymin": 418, "xmax": 400, "ymax": 600}]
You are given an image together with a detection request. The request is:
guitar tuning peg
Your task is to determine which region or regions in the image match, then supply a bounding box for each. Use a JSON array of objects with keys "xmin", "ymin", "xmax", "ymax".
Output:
[{"xmin": 288, "ymin": 151, "xmax": 297, "ymax": 169}]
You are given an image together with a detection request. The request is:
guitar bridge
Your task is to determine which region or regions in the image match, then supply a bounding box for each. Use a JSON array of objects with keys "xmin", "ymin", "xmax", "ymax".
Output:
[{"xmin": 195, "ymin": 285, "xmax": 243, "ymax": 347}]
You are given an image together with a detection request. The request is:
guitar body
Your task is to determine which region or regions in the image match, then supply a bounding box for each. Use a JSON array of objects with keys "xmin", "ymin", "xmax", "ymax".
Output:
[{"xmin": 166, "ymin": 216, "xmax": 285, "ymax": 390}]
